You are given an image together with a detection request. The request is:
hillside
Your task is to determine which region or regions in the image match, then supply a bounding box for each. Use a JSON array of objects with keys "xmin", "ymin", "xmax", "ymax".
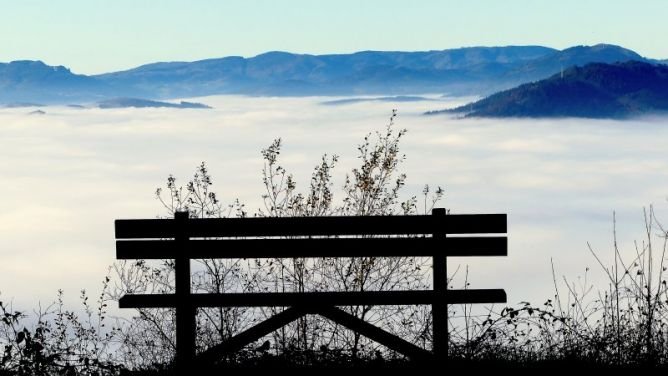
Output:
[
  {"xmin": 0, "ymin": 60, "xmax": 109, "ymax": 103},
  {"xmin": 432, "ymin": 61, "xmax": 668, "ymax": 119}
]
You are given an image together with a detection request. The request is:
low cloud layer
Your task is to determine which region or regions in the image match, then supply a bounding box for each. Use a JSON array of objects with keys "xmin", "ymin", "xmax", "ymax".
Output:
[{"xmin": 1, "ymin": 96, "xmax": 667, "ymax": 310}]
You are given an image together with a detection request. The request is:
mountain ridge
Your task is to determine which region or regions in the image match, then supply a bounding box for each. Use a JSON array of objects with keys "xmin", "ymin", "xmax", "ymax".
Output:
[{"xmin": 0, "ymin": 44, "xmax": 662, "ymax": 104}]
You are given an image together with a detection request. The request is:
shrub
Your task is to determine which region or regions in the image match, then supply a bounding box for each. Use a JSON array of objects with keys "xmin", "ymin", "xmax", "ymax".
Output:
[{"xmin": 110, "ymin": 110, "xmax": 444, "ymax": 368}]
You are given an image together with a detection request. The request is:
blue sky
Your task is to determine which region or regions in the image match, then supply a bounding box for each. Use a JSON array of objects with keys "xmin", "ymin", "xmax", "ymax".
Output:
[{"xmin": 1, "ymin": 0, "xmax": 666, "ymax": 74}]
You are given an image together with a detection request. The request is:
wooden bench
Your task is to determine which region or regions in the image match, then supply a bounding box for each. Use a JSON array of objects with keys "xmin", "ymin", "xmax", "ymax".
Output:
[{"xmin": 115, "ymin": 208, "xmax": 507, "ymax": 368}]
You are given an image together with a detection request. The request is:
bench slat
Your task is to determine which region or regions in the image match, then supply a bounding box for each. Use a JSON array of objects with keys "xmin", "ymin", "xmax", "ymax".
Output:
[
  {"xmin": 118, "ymin": 289, "xmax": 507, "ymax": 308},
  {"xmin": 115, "ymin": 214, "xmax": 507, "ymax": 239},
  {"xmin": 116, "ymin": 236, "xmax": 507, "ymax": 259}
]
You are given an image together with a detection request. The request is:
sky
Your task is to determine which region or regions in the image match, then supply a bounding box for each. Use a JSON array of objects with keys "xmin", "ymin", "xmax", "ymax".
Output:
[{"xmin": 1, "ymin": 0, "xmax": 667, "ymax": 75}]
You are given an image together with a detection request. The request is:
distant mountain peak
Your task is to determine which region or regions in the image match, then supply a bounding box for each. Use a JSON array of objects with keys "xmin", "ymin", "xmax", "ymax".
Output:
[
  {"xmin": 559, "ymin": 43, "xmax": 642, "ymax": 58},
  {"xmin": 7, "ymin": 59, "xmax": 48, "ymax": 66},
  {"xmin": 1, "ymin": 60, "xmax": 76, "ymax": 77},
  {"xmin": 5, "ymin": 60, "xmax": 70, "ymax": 72}
]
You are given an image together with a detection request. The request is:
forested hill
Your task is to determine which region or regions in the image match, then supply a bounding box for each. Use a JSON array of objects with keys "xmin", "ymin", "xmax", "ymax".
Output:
[{"xmin": 432, "ymin": 61, "xmax": 668, "ymax": 119}]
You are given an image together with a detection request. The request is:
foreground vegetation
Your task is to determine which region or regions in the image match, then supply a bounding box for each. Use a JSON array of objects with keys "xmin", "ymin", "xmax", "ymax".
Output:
[{"xmin": 2, "ymin": 112, "xmax": 668, "ymax": 374}]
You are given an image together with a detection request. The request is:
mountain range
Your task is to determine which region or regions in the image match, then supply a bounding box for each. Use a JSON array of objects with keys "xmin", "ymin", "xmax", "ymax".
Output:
[
  {"xmin": 96, "ymin": 98, "xmax": 211, "ymax": 109},
  {"xmin": 0, "ymin": 44, "xmax": 665, "ymax": 105},
  {"xmin": 429, "ymin": 61, "xmax": 668, "ymax": 119}
]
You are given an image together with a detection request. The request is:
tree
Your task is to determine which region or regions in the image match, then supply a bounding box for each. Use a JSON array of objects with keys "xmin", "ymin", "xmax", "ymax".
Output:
[{"xmin": 110, "ymin": 110, "xmax": 445, "ymax": 367}]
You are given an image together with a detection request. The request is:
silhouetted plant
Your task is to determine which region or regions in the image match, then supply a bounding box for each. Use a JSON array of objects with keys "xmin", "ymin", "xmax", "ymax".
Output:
[
  {"xmin": 443, "ymin": 205, "xmax": 668, "ymax": 368},
  {"xmin": 0, "ymin": 280, "xmax": 121, "ymax": 375},
  {"xmin": 250, "ymin": 110, "xmax": 442, "ymax": 357},
  {"xmin": 109, "ymin": 111, "xmax": 444, "ymax": 367}
]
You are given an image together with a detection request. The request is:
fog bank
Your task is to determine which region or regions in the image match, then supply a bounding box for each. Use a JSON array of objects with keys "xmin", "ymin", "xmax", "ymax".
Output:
[{"xmin": 1, "ymin": 95, "xmax": 667, "ymax": 310}]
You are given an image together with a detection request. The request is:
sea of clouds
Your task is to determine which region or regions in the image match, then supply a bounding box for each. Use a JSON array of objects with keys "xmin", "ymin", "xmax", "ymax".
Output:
[{"xmin": 1, "ymin": 95, "xmax": 668, "ymax": 312}]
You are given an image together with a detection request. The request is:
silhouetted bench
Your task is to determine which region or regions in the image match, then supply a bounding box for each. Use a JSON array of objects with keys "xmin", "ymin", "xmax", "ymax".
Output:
[{"xmin": 115, "ymin": 208, "xmax": 507, "ymax": 368}]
